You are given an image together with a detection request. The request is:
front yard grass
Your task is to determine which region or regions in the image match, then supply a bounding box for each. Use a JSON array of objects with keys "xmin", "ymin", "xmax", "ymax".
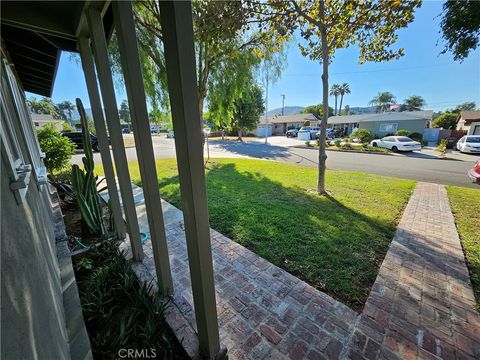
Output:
[
  {"xmin": 110, "ymin": 159, "xmax": 415, "ymax": 310},
  {"xmin": 447, "ymin": 186, "xmax": 480, "ymax": 309}
]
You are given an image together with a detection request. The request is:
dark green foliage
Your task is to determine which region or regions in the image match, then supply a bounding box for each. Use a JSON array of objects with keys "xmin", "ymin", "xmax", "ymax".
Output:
[
  {"xmin": 408, "ymin": 132, "xmax": 423, "ymax": 141},
  {"xmin": 302, "ymin": 104, "xmax": 334, "ymax": 119},
  {"xmin": 37, "ymin": 124, "xmax": 76, "ymax": 173},
  {"xmin": 395, "ymin": 129, "xmax": 410, "ymax": 136},
  {"xmin": 440, "ymin": 1, "xmax": 480, "ymax": 61},
  {"xmin": 432, "ymin": 112, "xmax": 458, "ymax": 129},
  {"xmin": 234, "ymin": 83, "xmax": 265, "ymax": 137},
  {"xmin": 75, "ymin": 240, "xmax": 185, "ymax": 359},
  {"xmin": 351, "ymin": 129, "xmax": 372, "ymax": 143},
  {"xmin": 119, "ymin": 100, "xmax": 131, "ymax": 124}
]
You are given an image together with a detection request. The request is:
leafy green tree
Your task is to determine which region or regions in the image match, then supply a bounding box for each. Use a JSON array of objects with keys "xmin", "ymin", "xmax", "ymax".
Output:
[
  {"xmin": 302, "ymin": 104, "xmax": 333, "ymax": 119},
  {"xmin": 37, "ymin": 124, "xmax": 76, "ymax": 173},
  {"xmin": 450, "ymin": 102, "xmax": 477, "ymax": 113},
  {"xmin": 351, "ymin": 128, "xmax": 372, "ymax": 143},
  {"xmin": 27, "ymin": 96, "xmax": 59, "ymax": 118},
  {"xmin": 432, "ymin": 112, "xmax": 458, "ymax": 130},
  {"xmin": 402, "ymin": 95, "xmax": 426, "ymax": 111},
  {"xmin": 329, "ymin": 84, "xmax": 341, "ymax": 115},
  {"xmin": 338, "ymin": 83, "xmax": 351, "ymax": 115},
  {"xmin": 369, "ymin": 92, "xmax": 397, "ymax": 113},
  {"xmin": 395, "ymin": 129, "xmax": 410, "ymax": 136},
  {"xmin": 118, "ymin": 100, "xmax": 131, "ymax": 124},
  {"xmin": 234, "ymin": 83, "xmax": 265, "ymax": 140},
  {"xmin": 262, "ymin": 0, "xmax": 420, "ymax": 194},
  {"xmin": 440, "ymin": 1, "xmax": 480, "ymax": 61}
]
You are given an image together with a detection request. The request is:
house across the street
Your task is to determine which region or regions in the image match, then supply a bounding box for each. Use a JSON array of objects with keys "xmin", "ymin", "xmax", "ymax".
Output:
[
  {"xmin": 456, "ymin": 110, "xmax": 480, "ymax": 135},
  {"xmin": 252, "ymin": 113, "xmax": 318, "ymax": 136},
  {"xmin": 328, "ymin": 111, "xmax": 433, "ymax": 137},
  {"xmin": 31, "ymin": 113, "xmax": 64, "ymax": 131}
]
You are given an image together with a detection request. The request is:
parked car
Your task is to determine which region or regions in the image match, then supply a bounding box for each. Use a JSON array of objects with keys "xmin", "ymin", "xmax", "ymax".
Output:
[
  {"xmin": 468, "ymin": 159, "xmax": 480, "ymax": 184},
  {"xmin": 61, "ymin": 131, "xmax": 100, "ymax": 152},
  {"xmin": 456, "ymin": 135, "xmax": 480, "ymax": 154},
  {"xmin": 370, "ymin": 136, "xmax": 421, "ymax": 152},
  {"xmin": 166, "ymin": 130, "xmax": 174, "ymax": 139},
  {"xmin": 122, "ymin": 128, "xmax": 131, "ymax": 134},
  {"xmin": 315, "ymin": 128, "xmax": 336, "ymax": 140},
  {"xmin": 286, "ymin": 128, "xmax": 299, "ymax": 137},
  {"xmin": 298, "ymin": 126, "xmax": 320, "ymax": 140}
]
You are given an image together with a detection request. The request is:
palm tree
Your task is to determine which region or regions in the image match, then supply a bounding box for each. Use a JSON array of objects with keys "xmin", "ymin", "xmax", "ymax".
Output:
[
  {"xmin": 57, "ymin": 101, "xmax": 76, "ymax": 124},
  {"xmin": 369, "ymin": 91, "xmax": 396, "ymax": 113},
  {"xmin": 402, "ymin": 95, "xmax": 425, "ymax": 111},
  {"xmin": 338, "ymin": 83, "xmax": 350, "ymax": 115},
  {"xmin": 329, "ymin": 84, "xmax": 341, "ymax": 115}
]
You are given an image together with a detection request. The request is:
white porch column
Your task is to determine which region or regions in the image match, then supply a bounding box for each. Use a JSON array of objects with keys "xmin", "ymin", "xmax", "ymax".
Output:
[
  {"xmin": 78, "ymin": 36, "xmax": 126, "ymax": 240},
  {"xmin": 111, "ymin": 1, "xmax": 173, "ymax": 294},
  {"xmin": 159, "ymin": 1, "xmax": 221, "ymax": 357},
  {"xmin": 86, "ymin": 9, "xmax": 143, "ymax": 261}
]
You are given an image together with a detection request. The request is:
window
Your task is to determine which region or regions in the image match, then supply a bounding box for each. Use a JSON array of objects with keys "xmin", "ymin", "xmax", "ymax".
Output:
[
  {"xmin": 379, "ymin": 123, "xmax": 398, "ymax": 133},
  {"xmin": 34, "ymin": 122, "xmax": 39, "ymax": 127}
]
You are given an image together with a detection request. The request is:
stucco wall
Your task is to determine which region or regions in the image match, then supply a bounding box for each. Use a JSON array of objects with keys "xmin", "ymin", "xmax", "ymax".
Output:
[
  {"xmin": 1, "ymin": 149, "xmax": 70, "ymax": 359},
  {"xmin": 360, "ymin": 119, "xmax": 428, "ymax": 137}
]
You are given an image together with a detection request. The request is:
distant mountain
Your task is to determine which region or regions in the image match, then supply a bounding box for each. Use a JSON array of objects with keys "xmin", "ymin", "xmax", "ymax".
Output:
[
  {"xmin": 72, "ymin": 107, "xmax": 93, "ymax": 122},
  {"xmin": 265, "ymin": 106, "xmax": 304, "ymax": 117}
]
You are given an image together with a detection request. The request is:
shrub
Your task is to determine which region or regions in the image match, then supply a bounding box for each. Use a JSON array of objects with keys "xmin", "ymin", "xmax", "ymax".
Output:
[
  {"xmin": 350, "ymin": 128, "xmax": 372, "ymax": 143},
  {"xmin": 62, "ymin": 122, "xmax": 74, "ymax": 132},
  {"xmin": 432, "ymin": 112, "xmax": 458, "ymax": 130},
  {"xmin": 334, "ymin": 139, "xmax": 341, "ymax": 147},
  {"xmin": 316, "ymin": 139, "xmax": 321, "ymax": 146},
  {"xmin": 395, "ymin": 129, "xmax": 410, "ymax": 136},
  {"xmin": 303, "ymin": 120, "xmax": 311, "ymax": 127},
  {"xmin": 437, "ymin": 139, "xmax": 448, "ymax": 154},
  {"xmin": 341, "ymin": 143, "xmax": 353, "ymax": 150},
  {"xmin": 408, "ymin": 132, "xmax": 423, "ymax": 141},
  {"xmin": 37, "ymin": 124, "xmax": 76, "ymax": 173},
  {"xmin": 362, "ymin": 142, "xmax": 369, "ymax": 149},
  {"xmin": 305, "ymin": 140, "xmax": 312, "ymax": 147}
]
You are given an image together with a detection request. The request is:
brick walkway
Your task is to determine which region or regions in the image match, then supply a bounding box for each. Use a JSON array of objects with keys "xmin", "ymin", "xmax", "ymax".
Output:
[
  {"xmin": 348, "ymin": 183, "xmax": 480, "ymax": 360},
  {"xmin": 121, "ymin": 182, "xmax": 479, "ymax": 359}
]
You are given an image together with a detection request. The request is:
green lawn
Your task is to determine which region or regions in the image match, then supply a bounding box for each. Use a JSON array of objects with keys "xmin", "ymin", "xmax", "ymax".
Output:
[
  {"xmin": 104, "ymin": 159, "xmax": 415, "ymax": 310},
  {"xmin": 447, "ymin": 186, "xmax": 480, "ymax": 309}
]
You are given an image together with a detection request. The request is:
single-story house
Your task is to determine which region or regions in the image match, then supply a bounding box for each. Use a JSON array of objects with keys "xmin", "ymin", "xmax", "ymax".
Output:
[
  {"xmin": 328, "ymin": 111, "xmax": 433, "ymax": 137},
  {"xmin": 31, "ymin": 113, "xmax": 64, "ymax": 130},
  {"xmin": 252, "ymin": 113, "xmax": 319, "ymax": 136},
  {"xmin": 456, "ymin": 110, "xmax": 480, "ymax": 135}
]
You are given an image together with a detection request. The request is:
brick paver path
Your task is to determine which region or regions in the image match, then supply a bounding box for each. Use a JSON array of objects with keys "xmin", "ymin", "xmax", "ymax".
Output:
[
  {"xmin": 347, "ymin": 183, "xmax": 480, "ymax": 359},
  {"xmin": 121, "ymin": 182, "xmax": 479, "ymax": 359}
]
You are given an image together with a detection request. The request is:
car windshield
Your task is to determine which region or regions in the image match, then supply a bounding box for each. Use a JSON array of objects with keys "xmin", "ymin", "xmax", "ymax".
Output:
[
  {"xmin": 396, "ymin": 137, "xmax": 414, "ymax": 142},
  {"xmin": 466, "ymin": 137, "xmax": 480, "ymax": 143}
]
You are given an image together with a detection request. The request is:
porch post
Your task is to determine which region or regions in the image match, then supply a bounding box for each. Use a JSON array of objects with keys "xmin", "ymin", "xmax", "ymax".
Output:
[
  {"xmin": 78, "ymin": 36, "xmax": 126, "ymax": 240},
  {"xmin": 159, "ymin": 1, "xmax": 220, "ymax": 357},
  {"xmin": 111, "ymin": 1, "xmax": 173, "ymax": 294},
  {"xmin": 86, "ymin": 9, "xmax": 143, "ymax": 261}
]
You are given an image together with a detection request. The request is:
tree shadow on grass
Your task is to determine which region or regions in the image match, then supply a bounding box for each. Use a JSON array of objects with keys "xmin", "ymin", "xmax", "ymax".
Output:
[{"xmin": 156, "ymin": 162, "xmax": 403, "ymax": 311}]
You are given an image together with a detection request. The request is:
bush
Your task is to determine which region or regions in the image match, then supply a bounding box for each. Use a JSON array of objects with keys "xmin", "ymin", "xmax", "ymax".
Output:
[
  {"xmin": 437, "ymin": 139, "xmax": 448, "ymax": 154},
  {"xmin": 432, "ymin": 112, "xmax": 458, "ymax": 130},
  {"xmin": 395, "ymin": 129, "xmax": 410, "ymax": 136},
  {"xmin": 408, "ymin": 132, "xmax": 423, "ymax": 141},
  {"xmin": 362, "ymin": 142, "xmax": 369, "ymax": 149},
  {"xmin": 62, "ymin": 122, "xmax": 74, "ymax": 132},
  {"xmin": 350, "ymin": 128, "xmax": 372, "ymax": 143},
  {"xmin": 305, "ymin": 140, "xmax": 312, "ymax": 147},
  {"xmin": 341, "ymin": 143, "xmax": 353, "ymax": 150},
  {"xmin": 303, "ymin": 120, "xmax": 311, "ymax": 127},
  {"xmin": 334, "ymin": 139, "xmax": 341, "ymax": 147},
  {"xmin": 37, "ymin": 124, "xmax": 76, "ymax": 173}
]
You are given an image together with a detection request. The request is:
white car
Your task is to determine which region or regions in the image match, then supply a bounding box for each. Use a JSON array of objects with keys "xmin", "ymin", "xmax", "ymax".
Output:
[
  {"xmin": 370, "ymin": 136, "xmax": 422, "ymax": 152},
  {"xmin": 456, "ymin": 135, "xmax": 480, "ymax": 154}
]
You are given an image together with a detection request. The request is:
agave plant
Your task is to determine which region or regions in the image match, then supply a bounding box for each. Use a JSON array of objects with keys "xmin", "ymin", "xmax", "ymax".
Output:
[{"xmin": 71, "ymin": 98, "xmax": 107, "ymax": 237}]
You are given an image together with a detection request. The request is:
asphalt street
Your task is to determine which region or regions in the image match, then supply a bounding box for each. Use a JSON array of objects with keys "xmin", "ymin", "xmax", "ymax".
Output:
[{"xmin": 71, "ymin": 135, "xmax": 479, "ymax": 189}]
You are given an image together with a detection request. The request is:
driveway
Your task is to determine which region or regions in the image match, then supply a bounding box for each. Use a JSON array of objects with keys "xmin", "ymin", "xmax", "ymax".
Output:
[{"xmin": 71, "ymin": 134, "xmax": 479, "ymax": 189}]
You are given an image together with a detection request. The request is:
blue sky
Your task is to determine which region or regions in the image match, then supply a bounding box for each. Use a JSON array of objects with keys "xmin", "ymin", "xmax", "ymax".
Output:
[{"xmin": 38, "ymin": 0, "xmax": 479, "ymax": 113}]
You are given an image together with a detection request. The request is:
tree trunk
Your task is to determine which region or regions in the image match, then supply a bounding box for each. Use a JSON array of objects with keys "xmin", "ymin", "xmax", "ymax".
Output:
[
  {"xmin": 334, "ymin": 96, "xmax": 337, "ymax": 116},
  {"xmin": 317, "ymin": 0, "xmax": 328, "ymax": 195},
  {"xmin": 237, "ymin": 128, "xmax": 243, "ymax": 141},
  {"xmin": 339, "ymin": 95, "xmax": 344, "ymax": 115}
]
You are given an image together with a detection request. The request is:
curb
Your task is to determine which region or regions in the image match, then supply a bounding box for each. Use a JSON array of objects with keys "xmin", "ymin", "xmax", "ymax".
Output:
[{"xmin": 292, "ymin": 145, "xmax": 393, "ymax": 156}]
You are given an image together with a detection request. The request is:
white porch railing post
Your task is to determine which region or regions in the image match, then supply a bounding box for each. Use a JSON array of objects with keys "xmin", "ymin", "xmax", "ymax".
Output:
[
  {"xmin": 78, "ymin": 36, "xmax": 126, "ymax": 241},
  {"xmin": 111, "ymin": 1, "xmax": 173, "ymax": 294},
  {"xmin": 158, "ymin": 1, "xmax": 221, "ymax": 357},
  {"xmin": 86, "ymin": 9, "xmax": 143, "ymax": 261}
]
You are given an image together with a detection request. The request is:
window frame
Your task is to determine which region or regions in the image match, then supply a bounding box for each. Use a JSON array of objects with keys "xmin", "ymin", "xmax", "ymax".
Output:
[{"xmin": 379, "ymin": 123, "xmax": 398, "ymax": 133}]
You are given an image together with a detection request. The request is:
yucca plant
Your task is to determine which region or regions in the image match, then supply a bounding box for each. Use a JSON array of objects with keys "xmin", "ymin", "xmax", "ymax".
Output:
[{"xmin": 72, "ymin": 98, "xmax": 107, "ymax": 237}]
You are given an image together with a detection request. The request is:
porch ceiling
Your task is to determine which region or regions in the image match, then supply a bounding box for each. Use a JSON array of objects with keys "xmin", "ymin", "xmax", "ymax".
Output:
[{"xmin": 0, "ymin": 0, "xmax": 112, "ymax": 97}]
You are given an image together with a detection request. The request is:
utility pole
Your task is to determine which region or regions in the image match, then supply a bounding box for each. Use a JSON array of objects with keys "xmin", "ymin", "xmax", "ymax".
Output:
[
  {"xmin": 281, "ymin": 94, "xmax": 286, "ymax": 116},
  {"xmin": 264, "ymin": 71, "xmax": 269, "ymax": 144}
]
